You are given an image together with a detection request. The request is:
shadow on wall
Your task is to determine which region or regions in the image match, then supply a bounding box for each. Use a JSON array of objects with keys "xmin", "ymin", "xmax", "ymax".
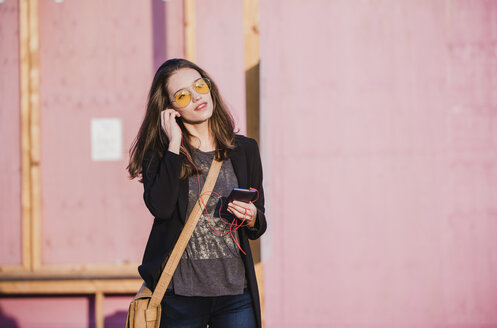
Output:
[
  {"xmin": 105, "ymin": 310, "xmax": 128, "ymax": 328},
  {"xmin": 0, "ymin": 306, "xmax": 19, "ymax": 328},
  {"xmin": 151, "ymin": 0, "xmax": 167, "ymax": 71}
]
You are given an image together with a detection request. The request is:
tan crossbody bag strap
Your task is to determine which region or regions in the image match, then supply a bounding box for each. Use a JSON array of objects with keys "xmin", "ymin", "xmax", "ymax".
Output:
[{"xmin": 148, "ymin": 159, "xmax": 223, "ymax": 309}]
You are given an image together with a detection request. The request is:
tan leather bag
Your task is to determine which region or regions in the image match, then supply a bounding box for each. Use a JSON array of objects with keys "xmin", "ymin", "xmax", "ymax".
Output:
[{"xmin": 126, "ymin": 159, "xmax": 223, "ymax": 328}]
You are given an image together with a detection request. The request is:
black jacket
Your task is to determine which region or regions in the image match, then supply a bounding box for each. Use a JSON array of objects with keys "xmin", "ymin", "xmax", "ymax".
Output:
[{"xmin": 138, "ymin": 135, "xmax": 267, "ymax": 328}]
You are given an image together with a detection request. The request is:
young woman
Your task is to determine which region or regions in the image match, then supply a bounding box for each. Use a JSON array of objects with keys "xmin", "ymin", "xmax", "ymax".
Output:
[{"xmin": 127, "ymin": 58, "xmax": 267, "ymax": 328}]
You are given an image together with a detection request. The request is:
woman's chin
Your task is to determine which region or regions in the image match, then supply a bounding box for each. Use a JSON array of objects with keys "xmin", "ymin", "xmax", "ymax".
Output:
[
  {"xmin": 182, "ymin": 115, "xmax": 212, "ymax": 126},
  {"xmin": 182, "ymin": 110, "xmax": 213, "ymax": 125}
]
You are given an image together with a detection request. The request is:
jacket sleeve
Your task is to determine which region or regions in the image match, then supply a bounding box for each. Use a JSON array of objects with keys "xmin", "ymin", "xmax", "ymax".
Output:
[
  {"xmin": 141, "ymin": 149, "xmax": 183, "ymax": 219},
  {"xmin": 245, "ymin": 138, "xmax": 267, "ymax": 240}
]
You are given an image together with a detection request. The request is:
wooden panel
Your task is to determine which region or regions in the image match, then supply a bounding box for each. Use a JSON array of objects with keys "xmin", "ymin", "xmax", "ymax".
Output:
[
  {"xmin": 260, "ymin": 0, "xmax": 497, "ymax": 327},
  {"xmin": 195, "ymin": 0, "xmax": 246, "ymax": 134},
  {"xmin": 0, "ymin": 0, "xmax": 22, "ymax": 266},
  {"xmin": 37, "ymin": 0, "xmax": 153, "ymax": 265}
]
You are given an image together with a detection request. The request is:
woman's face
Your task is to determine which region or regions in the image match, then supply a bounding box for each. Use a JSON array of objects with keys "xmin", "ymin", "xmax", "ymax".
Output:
[{"xmin": 166, "ymin": 68, "xmax": 214, "ymax": 125}]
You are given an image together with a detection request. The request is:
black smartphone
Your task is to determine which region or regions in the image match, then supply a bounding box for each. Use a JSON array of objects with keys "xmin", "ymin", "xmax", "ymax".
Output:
[
  {"xmin": 220, "ymin": 188, "xmax": 257, "ymax": 216},
  {"xmin": 226, "ymin": 188, "xmax": 258, "ymax": 204}
]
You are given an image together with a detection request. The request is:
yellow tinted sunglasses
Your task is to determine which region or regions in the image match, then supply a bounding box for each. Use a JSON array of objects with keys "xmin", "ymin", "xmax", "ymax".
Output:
[{"xmin": 171, "ymin": 78, "xmax": 211, "ymax": 108}]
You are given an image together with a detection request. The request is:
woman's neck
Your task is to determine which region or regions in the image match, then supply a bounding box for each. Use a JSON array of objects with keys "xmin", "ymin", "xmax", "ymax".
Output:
[{"xmin": 184, "ymin": 121, "xmax": 216, "ymax": 151}]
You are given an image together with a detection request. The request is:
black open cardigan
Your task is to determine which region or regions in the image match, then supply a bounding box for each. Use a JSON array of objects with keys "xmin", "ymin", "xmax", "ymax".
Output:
[{"xmin": 138, "ymin": 135, "xmax": 267, "ymax": 328}]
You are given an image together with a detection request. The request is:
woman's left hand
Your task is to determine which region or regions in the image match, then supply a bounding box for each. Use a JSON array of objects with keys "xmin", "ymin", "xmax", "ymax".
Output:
[{"xmin": 227, "ymin": 201, "xmax": 258, "ymax": 228}]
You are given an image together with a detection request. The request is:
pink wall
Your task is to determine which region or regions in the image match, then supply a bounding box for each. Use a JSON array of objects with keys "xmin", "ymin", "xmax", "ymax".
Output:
[
  {"xmin": 0, "ymin": 296, "xmax": 92, "ymax": 328},
  {"xmin": 38, "ymin": 0, "xmax": 153, "ymax": 264},
  {"xmin": 0, "ymin": 295, "xmax": 130, "ymax": 327},
  {"xmin": 195, "ymin": 0, "xmax": 246, "ymax": 134},
  {"xmin": 0, "ymin": 0, "xmax": 22, "ymax": 265},
  {"xmin": 260, "ymin": 0, "xmax": 497, "ymax": 327},
  {"xmin": 153, "ymin": 0, "xmax": 185, "ymax": 69}
]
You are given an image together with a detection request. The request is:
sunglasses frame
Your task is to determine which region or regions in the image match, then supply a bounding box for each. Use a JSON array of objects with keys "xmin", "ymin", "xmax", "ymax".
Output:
[{"xmin": 171, "ymin": 77, "xmax": 211, "ymax": 108}]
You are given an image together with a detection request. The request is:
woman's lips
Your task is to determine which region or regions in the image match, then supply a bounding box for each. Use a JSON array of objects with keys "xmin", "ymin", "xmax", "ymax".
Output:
[{"xmin": 195, "ymin": 102, "xmax": 207, "ymax": 111}]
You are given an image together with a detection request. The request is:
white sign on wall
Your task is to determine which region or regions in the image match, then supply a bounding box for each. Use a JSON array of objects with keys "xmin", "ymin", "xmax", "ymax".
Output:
[{"xmin": 91, "ymin": 118, "xmax": 123, "ymax": 161}]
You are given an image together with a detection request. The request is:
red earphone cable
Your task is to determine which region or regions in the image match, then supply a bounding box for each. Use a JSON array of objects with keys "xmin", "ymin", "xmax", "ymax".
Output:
[{"xmin": 180, "ymin": 141, "xmax": 258, "ymax": 255}]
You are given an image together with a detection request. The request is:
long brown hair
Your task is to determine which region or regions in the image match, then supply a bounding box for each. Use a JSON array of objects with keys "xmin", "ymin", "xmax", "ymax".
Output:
[{"xmin": 127, "ymin": 58, "xmax": 236, "ymax": 181}]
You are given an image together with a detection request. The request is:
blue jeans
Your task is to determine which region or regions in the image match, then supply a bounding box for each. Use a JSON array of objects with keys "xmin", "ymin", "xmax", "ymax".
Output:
[{"xmin": 160, "ymin": 288, "xmax": 256, "ymax": 328}]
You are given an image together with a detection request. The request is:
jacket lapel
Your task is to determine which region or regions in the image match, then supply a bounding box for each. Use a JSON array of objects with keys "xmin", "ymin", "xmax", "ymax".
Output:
[{"xmin": 230, "ymin": 141, "xmax": 248, "ymax": 189}]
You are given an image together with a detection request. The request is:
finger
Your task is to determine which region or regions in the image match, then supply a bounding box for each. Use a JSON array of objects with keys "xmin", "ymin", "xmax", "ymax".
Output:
[
  {"xmin": 232, "ymin": 200, "xmax": 251, "ymax": 206},
  {"xmin": 162, "ymin": 108, "xmax": 173, "ymax": 117},
  {"xmin": 168, "ymin": 109, "xmax": 180, "ymax": 118},
  {"xmin": 162, "ymin": 109, "xmax": 172, "ymax": 122},
  {"xmin": 227, "ymin": 208, "xmax": 247, "ymax": 222},
  {"xmin": 164, "ymin": 109, "xmax": 175, "ymax": 119},
  {"xmin": 162, "ymin": 110, "xmax": 179, "ymax": 127},
  {"xmin": 228, "ymin": 203, "xmax": 250, "ymax": 211},
  {"xmin": 228, "ymin": 205, "xmax": 253, "ymax": 220},
  {"xmin": 230, "ymin": 202, "xmax": 256, "ymax": 215},
  {"xmin": 229, "ymin": 202, "xmax": 252, "ymax": 214},
  {"xmin": 227, "ymin": 205, "xmax": 245, "ymax": 217},
  {"xmin": 162, "ymin": 109, "xmax": 178, "ymax": 121},
  {"xmin": 161, "ymin": 111, "xmax": 167, "ymax": 127}
]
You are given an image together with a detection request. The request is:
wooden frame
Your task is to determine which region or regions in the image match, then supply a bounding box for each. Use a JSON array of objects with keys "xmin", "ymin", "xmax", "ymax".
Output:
[
  {"xmin": 1, "ymin": 0, "xmax": 142, "ymax": 280},
  {"xmin": 1, "ymin": 3, "xmax": 141, "ymax": 328}
]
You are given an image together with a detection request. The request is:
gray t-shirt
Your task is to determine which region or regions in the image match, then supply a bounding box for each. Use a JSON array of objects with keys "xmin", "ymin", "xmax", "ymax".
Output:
[{"xmin": 171, "ymin": 149, "xmax": 246, "ymax": 296}]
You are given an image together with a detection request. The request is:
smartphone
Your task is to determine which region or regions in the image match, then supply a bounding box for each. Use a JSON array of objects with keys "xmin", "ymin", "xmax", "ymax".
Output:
[
  {"xmin": 220, "ymin": 188, "xmax": 257, "ymax": 216},
  {"xmin": 226, "ymin": 188, "xmax": 258, "ymax": 204}
]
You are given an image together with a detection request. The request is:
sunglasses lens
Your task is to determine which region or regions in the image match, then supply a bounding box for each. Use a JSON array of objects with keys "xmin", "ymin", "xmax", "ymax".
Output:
[
  {"xmin": 194, "ymin": 78, "xmax": 210, "ymax": 94},
  {"xmin": 175, "ymin": 90, "xmax": 191, "ymax": 108}
]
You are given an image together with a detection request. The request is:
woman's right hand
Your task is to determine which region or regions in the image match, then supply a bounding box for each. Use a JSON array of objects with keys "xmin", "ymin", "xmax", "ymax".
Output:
[{"xmin": 161, "ymin": 109, "xmax": 182, "ymax": 153}]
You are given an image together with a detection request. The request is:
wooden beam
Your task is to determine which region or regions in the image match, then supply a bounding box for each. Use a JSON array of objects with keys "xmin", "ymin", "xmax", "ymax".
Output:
[
  {"xmin": 243, "ymin": 0, "xmax": 260, "ymax": 74},
  {"xmin": 0, "ymin": 279, "xmax": 142, "ymax": 295},
  {"xmin": 254, "ymin": 262, "xmax": 264, "ymax": 325},
  {"xmin": 0, "ymin": 266, "xmax": 26, "ymax": 274},
  {"xmin": 19, "ymin": 0, "xmax": 41, "ymax": 272},
  {"xmin": 19, "ymin": 0, "xmax": 33, "ymax": 273},
  {"xmin": 184, "ymin": 0, "xmax": 196, "ymax": 62},
  {"xmin": 0, "ymin": 263, "xmax": 140, "ymax": 279},
  {"xmin": 243, "ymin": 0, "xmax": 260, "ymax": 143},
  {"xmin": 95, "ymin": 291, "xmax": 104, "ymax": 328},
  {"xmin": 28, "ymin": 0, "xmax": 42, "ymax": 271}
]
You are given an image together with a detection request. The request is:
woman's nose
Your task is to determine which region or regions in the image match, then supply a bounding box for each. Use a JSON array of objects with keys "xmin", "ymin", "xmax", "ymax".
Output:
[{"xmin": 191, "ymin": 89, "xmax": 202, "ymax": 102}]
